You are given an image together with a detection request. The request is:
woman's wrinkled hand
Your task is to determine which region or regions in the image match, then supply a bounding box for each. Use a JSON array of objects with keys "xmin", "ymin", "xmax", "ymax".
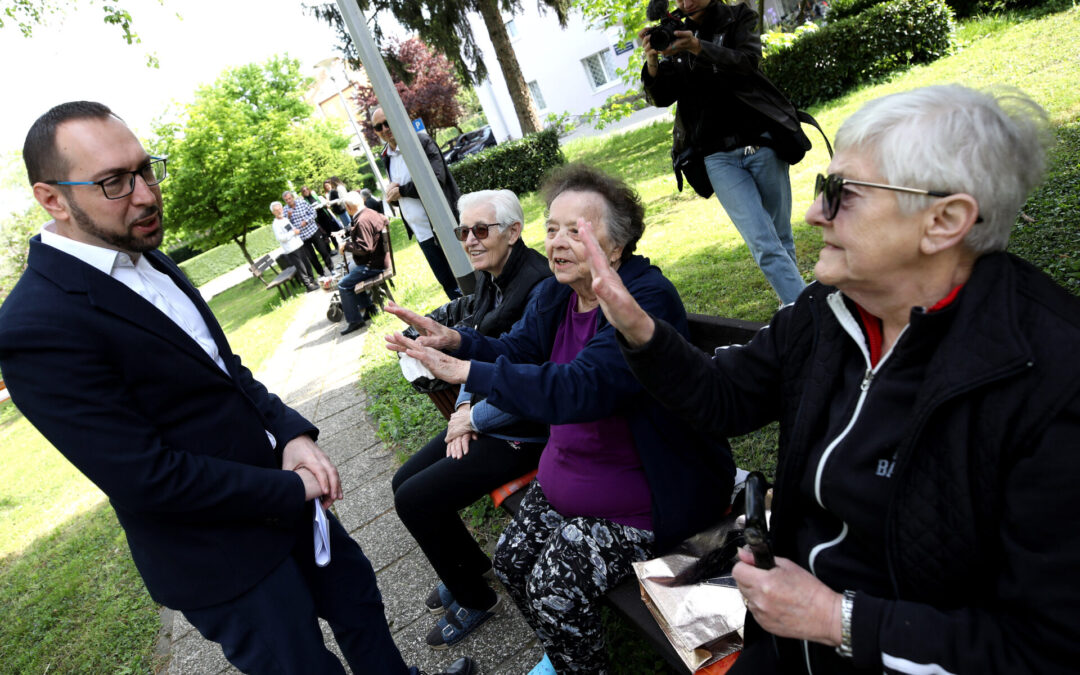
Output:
[
  {"xmin": 446, "ymin": 432, "xmax": 477, "ymax": 459},
  {"xmin": 383, "ymin": 300, "xmax": 462, "ymax": 352},
  {"xmin": 446, "ymin": 403, "xmax": 474, "ymax": 442},
  {"xmin": 732, "ymin": 548, "xmax": 843, "ymax": 647},
  {"xmin": 385, "ymin": 332, "xmax": 471, "ymax": 384},
  {"xmin": 579, "ymin": 220, "xmax": 656, "ymax": 347}
]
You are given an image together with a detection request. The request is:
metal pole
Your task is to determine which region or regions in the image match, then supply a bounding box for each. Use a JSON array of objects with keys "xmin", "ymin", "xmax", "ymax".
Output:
[
  {"xmin": 333, "ymin": 0, "xmax": 474, "ymax": 295},
  {"xmin": 327, "ymin": 68, "xmax": 393, "ymax": 215}
]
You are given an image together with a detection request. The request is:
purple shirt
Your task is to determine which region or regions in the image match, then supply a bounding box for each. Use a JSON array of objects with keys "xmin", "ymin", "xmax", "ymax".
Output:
[{"xmin": 536, "ymin": 293, "xmax": 653, "ymax": 531}]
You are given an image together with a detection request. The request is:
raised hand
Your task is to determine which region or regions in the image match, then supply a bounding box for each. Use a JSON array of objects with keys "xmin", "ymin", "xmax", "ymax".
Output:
[
  {"xmin": 383, "ymin": 300, "xmax": 462, "ymax": 351},
  {"xmin": 385, "ymin": 332, "xmax": 471, "ymax": 384},
  {"xmin": 579, "ymin": 219, "xmax": 657, "ymax": 347}
]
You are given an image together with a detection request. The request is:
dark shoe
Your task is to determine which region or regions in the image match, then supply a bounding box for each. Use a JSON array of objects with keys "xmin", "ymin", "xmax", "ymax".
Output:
[
  {"xmin": 340, "ymin": 321, "xmax": 365, "ymax": 335},
  {"xmin": 420, "ymin": 656, "xmax": 477, "ymax": 675},
  {"xmin": 424, "ymin": 582, "xmax": 455, "ymax": 615},
  {"xmin": 305, "ymin": 284, "xmax": 320, "ymax": 292},
  {"xmin": 425, "ymin": 596, "xmax": 501, "ymax": 650}
]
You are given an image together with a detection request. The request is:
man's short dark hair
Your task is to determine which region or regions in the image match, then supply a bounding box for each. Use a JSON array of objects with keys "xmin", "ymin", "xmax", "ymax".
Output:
[
  {"xmin": 23, "ymin": 101, "xmax": 119, "ymax": 185},
  {"xmin": 541, "ymin": 163, "xmax": 646, "ymax": 261}
]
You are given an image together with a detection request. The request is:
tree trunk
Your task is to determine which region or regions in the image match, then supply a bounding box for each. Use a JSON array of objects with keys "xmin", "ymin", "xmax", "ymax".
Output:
[
  {"xmin": 475, "ymin": 0, "xmax": 541, "ymax": 136},
  {"xmin": 234, "ymin": 234, "xmax": 254, "ymax": 269}
]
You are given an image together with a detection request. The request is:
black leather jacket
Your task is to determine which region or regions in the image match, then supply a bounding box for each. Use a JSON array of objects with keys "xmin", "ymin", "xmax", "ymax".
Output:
[{"xmin": 642, "ymin": 1, "xmax": 809, "ymax": 164}]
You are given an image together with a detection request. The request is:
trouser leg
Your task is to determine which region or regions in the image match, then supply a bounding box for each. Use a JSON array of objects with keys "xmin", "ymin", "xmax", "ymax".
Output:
[
  {"xmin": 338, "ymin": 265, "xmax": 381, "ymax": 324},
  {"xmin": 286, "ymin": 250, "xmax": 314, "ymax": 286},
  {"xmin": 393, "ymin": 429, "xmax": 543, "ymax": 609},
  {"xmin": 311, "ymin": 231, "xmax": 336, "ymax": 274},
  {"xmin": 418, "ymin": 236, "xmax": 462, "ymax": 300},
  {"xmin": 704, "ymin": 148, "xmax": 805, "ymax": 305},
  {"xmin": 493, "ymin": 484, "xmax": 562, "ymax": 631},
  {"xmin": 302, "ymin": 238, "xmax": 329, "ymax": 276}
]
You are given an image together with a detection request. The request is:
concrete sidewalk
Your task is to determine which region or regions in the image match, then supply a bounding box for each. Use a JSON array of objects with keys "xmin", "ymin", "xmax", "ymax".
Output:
[{"xmin": 162, "ymin": 289, "xmax": 542, "ymax": 674}]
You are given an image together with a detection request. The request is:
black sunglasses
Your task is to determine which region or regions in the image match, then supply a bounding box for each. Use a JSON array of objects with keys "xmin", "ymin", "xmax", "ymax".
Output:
[
  {"xmin": 814, "ymin": 173, "xmax": 953, "ymax": 221},
  {"xmin": 453, "ymin": 223, "xmax": 498, "ymax": 241},
  {"xmin": 372, "ymin": 121, "xmax": 389, "ymax": 132}
]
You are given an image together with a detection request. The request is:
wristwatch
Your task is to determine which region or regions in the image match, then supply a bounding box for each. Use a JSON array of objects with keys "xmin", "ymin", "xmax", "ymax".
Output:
[{"xmin": 835, "ymin": 590, "xmax": 855, "ymax": 659}]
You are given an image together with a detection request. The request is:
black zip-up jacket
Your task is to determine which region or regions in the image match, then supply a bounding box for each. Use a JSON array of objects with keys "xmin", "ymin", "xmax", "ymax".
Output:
[
  {"xmin": 622, "ymin": 252, "xmax": 1080, "ymax": 673},
  {"xmin": 642, "ymin": 1, "xmax": 810, "ymax": 164}
]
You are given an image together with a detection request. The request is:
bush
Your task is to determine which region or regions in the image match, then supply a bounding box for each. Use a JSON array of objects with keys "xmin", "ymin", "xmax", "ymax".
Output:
[
  {"xmin": 762, "ymin": 0, "xmax": 956, "ymax": 109},
  {"xmin": 177, "ymin": 224, "xmax": 280, "ymax": 287},
  {"xmin": 826, "ymin": 0, "xmax": 889, "ymax": 21},
  {"xmin": 452, "ymin": 128, "xmax": 565, "ymax": 196}
]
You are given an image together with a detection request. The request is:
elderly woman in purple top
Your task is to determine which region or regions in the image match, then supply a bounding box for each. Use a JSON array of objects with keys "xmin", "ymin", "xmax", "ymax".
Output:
[{"xmin": 385, "ymin": 164, "xmax": 735, "ymax": 674}]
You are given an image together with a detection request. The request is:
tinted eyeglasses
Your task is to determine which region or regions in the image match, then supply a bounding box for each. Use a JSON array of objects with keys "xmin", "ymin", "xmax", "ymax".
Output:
[
  {"xmin": 372, "ymin": 121, "xmax": 389, "ymax": 132},
  {"xmin": 814, "ymin": 173, "xmax": 952, "ymax": 221},
  {"xmin": 46, "ymin": 157, "xmax": 168, "ymax": 200},
  {"xmin": 452, "ymin": 223, "xmax": 499, "ymax": 241}
]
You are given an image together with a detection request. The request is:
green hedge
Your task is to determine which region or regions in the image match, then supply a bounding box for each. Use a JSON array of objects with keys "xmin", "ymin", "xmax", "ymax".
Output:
[
  {"xmin": 452, "ymin": 128, "xmax": 565, "ymax": 196},
  {"xmin": 176, "ymin": 225, "xmax": 280, "ymax": 288},
  {"xmin": 762, "ymin": 0, "xmax": 956, "ymax": 109},
  {"xmin": 826, "ymin": 0, "xmax": 889, "ymax": 21}
]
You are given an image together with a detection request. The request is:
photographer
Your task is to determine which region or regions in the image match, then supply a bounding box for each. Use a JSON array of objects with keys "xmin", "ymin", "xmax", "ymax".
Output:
[{"xmin": 641, "ymin": 0, "xmax": 808, "ymax": 305}]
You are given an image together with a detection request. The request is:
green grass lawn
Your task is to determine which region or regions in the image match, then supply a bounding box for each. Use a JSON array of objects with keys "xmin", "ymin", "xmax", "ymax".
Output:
[{"xmin": 1, "ymin": 5, "xmax": 1077, "ymax": 671}]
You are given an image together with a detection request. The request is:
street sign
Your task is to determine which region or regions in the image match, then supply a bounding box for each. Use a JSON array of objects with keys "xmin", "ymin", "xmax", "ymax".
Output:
[{"xmin": 412, "ymin": 118, "xmax": 426, "ymax": 132}]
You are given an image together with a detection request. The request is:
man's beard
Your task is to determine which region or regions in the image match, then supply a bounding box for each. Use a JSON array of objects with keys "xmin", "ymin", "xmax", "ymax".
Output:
[{"xmin": 68, "ymin": 195, "xmax": 164, "ymax": 254}]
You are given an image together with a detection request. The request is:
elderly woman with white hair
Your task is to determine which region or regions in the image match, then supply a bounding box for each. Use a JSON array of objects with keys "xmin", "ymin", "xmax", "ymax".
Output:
[
  {"xmin": 582, "ymin": 84, "xmax": 1080, "ymax": 674},
  {"xmin": 390, "ymin": 189, "xmax": 552, "ymax": 647},
  {"xmin": 270, "ymin": 200, "xmax": 318, "ymax": 292}
]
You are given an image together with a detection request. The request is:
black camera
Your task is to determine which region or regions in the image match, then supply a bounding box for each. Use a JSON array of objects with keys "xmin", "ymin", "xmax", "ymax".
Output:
[{"xmin": 644, "ymin": 0, "xmax": 690, "ymax": 51}]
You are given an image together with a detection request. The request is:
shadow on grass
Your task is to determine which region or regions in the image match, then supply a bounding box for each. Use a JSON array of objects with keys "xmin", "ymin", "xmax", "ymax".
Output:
[{"xmin": 0, "ymin": 501, "xmax": 161, "ymax": 674}]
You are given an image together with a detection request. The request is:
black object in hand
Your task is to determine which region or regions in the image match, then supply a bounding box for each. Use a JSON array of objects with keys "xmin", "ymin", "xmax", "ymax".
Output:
[{"xmin": 744, "ymin": 471, "xmax": 774, "ymax": 570}]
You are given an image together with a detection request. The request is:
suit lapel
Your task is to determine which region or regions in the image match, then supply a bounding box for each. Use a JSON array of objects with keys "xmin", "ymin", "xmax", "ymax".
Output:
[{"xmin": 28, "ymin": 238, "xmax": 231, "ymax": 379}]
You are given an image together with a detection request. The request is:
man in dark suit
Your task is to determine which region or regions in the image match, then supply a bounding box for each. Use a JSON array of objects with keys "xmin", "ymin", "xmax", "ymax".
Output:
[{"xmin": 0, "ymin": 101, "xmax": 474, "ymax": 675}]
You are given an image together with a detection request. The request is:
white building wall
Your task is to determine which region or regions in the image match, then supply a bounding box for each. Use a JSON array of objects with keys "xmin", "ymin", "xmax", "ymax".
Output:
[{"xmin": 466, "ymin": 5, "xmax": 636, "ymax": 142}]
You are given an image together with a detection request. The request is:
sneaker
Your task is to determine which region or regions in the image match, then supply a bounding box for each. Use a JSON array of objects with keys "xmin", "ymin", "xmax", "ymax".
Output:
[{"xmin": 425, "ymin": 596, "xmax": 501, "ymax": 650}]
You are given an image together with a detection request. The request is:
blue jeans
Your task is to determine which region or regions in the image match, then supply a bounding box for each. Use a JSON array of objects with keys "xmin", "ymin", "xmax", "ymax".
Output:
[
  {"xmin": 339, "ymin": 264, "xmax": 383, "ymax": 324},
  {"xmin": 704, "ymin": 146, "xmax": 805, "ymax": 305},
  {"xmin": 336, "ymin": 211, "xmax": 351, "ymax": 230}
]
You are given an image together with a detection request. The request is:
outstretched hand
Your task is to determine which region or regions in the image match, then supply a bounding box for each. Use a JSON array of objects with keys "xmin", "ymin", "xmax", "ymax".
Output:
[
  {"xmin": 579, "ymin": 220, "xmax": 656, "ymax": 347},
  {"xmin": 384, "ymin": 331, "xmax": 471, "ymax": 384},
  {"xmin": 383, "ymin": 300, "xmax": 462, "ymax": 352}
]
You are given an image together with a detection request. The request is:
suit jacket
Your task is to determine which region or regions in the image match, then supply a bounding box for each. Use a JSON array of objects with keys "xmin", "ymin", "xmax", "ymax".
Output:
[
  {"xmin": 0, "ymin": 236, "xmax": 317, "ymax": 610},
  {"xmin": 380, "ymin": 132, "xmax": 461, "ymax": 240}
]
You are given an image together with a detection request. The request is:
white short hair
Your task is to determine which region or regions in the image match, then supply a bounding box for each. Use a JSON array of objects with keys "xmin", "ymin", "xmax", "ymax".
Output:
[
  {"xmin": 457, "ymin": 189, "xmax": 523, "ymax": 232},
  {"xmin": 343, "ymin": 191, "xmax": 365, "ymax": 209},
  {"xmin": 835, "ymin": 85, "xmax": 1050, "ymax": 253},
  {"xmin": 269, "ymin": 201, "xmax": 283, "ymax": 213}
]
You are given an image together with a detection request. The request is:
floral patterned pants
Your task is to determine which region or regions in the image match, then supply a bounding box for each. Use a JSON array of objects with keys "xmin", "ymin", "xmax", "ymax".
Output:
[{"xmin": 493, "ymin": 482, "xmax": 655, "ymax": 674}]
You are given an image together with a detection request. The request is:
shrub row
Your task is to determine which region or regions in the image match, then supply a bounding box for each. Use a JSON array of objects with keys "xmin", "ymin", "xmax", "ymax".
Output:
[
  {"xmin": 762, "ymin": 0, "xmax": 956, "ymax": 109},
  {"xmin": 176, "ymin": 224, "xmax": 279, "ymax": 288},
  {"xmin": 452, "ymin": 127, "xmax": 565, "ymax": 196},
  {"xmin": 826, "ymin": 0, "xmax": 888, "ymax": 21}
]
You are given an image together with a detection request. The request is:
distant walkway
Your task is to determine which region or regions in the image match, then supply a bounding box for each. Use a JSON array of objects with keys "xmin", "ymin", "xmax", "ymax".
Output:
[{"xmin": 162, "ymin": 288, "xmax": 542, "ymax": 674}]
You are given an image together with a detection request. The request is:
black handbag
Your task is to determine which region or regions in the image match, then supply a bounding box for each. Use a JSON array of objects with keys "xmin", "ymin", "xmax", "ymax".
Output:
[{"xmin": 674, "ymin": 147, "xmax": 715, "ymax": 199}]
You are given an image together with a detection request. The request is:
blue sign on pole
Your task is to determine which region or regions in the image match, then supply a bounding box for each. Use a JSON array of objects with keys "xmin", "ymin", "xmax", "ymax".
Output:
[{"xmin": 412, "ymin": 117, "xmax": 426, "ymax": 132}]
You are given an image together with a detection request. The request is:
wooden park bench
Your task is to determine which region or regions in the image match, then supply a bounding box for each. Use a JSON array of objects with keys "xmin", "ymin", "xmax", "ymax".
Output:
[
  {"xmin": 250, "ymin": 254, "xmax": 298, "ymax": 300},
  {"xmin": 349, "ymin": 229, "xmax": 397, "ymax": 307},
  {"xmin": 422, "ymin": 312, "xmax": 766, "ymax": 674}
]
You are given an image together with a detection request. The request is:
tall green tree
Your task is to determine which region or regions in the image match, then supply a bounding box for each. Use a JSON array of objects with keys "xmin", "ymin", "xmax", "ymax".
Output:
[
  {"xmin": 153, "ymin": 56, "xmax": 318, "ymax": 265},
  {"xmin": 307, "ymin": 0, "xmax": 570, "ymax": 136}
]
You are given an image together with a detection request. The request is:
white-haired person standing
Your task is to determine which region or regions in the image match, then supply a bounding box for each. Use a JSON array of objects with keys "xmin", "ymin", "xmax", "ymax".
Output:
[
  {"xmin": 581, "ymin": 84, "xmax": 1080, "ymax": 674},
  {"xmin": 270, "ymin": 200, "xmax": 318, "ymax": 292}
]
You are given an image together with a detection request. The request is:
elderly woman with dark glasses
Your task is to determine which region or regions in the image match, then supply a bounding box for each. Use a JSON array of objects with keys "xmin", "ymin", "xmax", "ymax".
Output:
[
  {"xmin": 578, "ymin": 84, "xmax": 1080, "ymax": 674},
  {"xmin": 386, "ymin": 164, "xmax": 735, "ymax": 673},
  {"xmin": 389, "ymin": 189, "xmax": 552, "ymax": 650}
]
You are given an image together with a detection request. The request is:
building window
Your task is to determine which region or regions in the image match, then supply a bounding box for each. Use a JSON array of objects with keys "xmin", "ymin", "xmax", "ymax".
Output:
[
  {"xmin": 505, "ymin": 19, "xmax": 519, "ymax": 39},
  {"xmin": 581, "ymin": 49, "xmax": 618, "ymax": 90},
  {"xmin": 528, "ymin": 80, "xmax": 547, "ymax": 111}
]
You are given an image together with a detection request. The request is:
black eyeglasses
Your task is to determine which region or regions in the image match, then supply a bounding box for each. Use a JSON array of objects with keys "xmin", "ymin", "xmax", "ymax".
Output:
[
  {"xmin": 372, "ymin": 121, "xmax": 389, "ymax": 132},
  {"xmin": 453, "ymin": 223, "xmax": 499, "ymax": 241},
  {"xmin": 46, "ymin": 157, "xmax": 168, "ymax": 200},
  {"xmin": 814, "ymin": 173, "xmax": 952, "ymax": 221}
]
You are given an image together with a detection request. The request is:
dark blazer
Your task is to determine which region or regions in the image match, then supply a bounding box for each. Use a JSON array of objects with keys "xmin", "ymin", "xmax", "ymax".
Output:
[{"xmin": 0, "ymin": 236, "xmax": 316, "ymax": 610}]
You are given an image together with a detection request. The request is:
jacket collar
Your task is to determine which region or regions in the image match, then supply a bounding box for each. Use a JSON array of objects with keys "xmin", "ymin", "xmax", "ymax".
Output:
[{"xmin": 26, "ymin": 235, "xmax": 234, "ymax": 378}]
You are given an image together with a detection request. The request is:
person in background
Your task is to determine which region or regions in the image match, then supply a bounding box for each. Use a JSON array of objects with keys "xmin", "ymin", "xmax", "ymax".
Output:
[
  {"xmin": 361, "ymin": 187, "xmax": 384, "ymax": 214},
  {"xmin": 326, "ymin": 177, "xmax": 351, "ymax": 231},
  {"xmin": 391, "ymin": 189, "xmax": 552, "ymax": 650},
  {"xmin": 301, "ymin": 184, "xmax": 342, "ymax": 244},
  {"xmin": 385, "ymin": 164, "xmax": 734, "ymax": 673},
  {"xmin": 337, "ymin": 191, "xmax": 390, "ymax": 336},
  {"xmin": 373, "ymin": 107, "xmax": 463, "ymax": 300},
  {"xmin": 581, "ymin": 85, "xmax": 1080, "ymax": 674},
  {"xmin": 282, "ymin": 189, "xmax": 334, "ymax": 278},
  {"xmin": 270, "ymin": 200, "xmax": 318, "ymax": 292}
]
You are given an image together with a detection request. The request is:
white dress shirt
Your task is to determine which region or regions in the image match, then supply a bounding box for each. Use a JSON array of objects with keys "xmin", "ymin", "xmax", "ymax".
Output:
[{"xmin": 386, "ymin": 146, "xmax": 435, "ymax": 241}]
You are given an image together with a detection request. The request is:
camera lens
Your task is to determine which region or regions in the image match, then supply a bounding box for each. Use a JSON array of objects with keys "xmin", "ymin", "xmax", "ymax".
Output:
[{"xmin": 650, "ymin": 27, "xmax": 674, "ymax": 50}]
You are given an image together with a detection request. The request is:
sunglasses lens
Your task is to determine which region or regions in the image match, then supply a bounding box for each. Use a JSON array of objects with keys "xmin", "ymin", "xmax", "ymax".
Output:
[
  {"xmin": 453, "ymin": 227, "xmax": 468, "ymax": 241},
  {"xmin": 374, "ymin": 122, "xmax": 386, "ymax": 131},
  {"xmin": 474, "ymin": 224, "xmax": 489, "ymax": 239}
]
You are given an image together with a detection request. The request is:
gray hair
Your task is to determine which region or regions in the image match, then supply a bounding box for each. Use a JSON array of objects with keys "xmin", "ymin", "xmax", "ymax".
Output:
[
  {"xmin": 835, "ymin": 85, "xmax": 1050, "ymax": 254},
  {"xmin": 360, "ymin": 188, "xmax": 373, "ymax": 200},
  {"xmin": 458, "ymin": 189, "xmax": 524, "ymax": 233},
  {"xmin": 343, "ymin": 191, "xmax": 365, "ymax": 209},
  {"xmin": 281, "ymin": 190, "xmax": 294, "ymax": 200},
  {"xmin": 540, "ymin": 163, "xmax": 645, "ymax": 261},
  {"xmin": 269, "ymin": 201, "xmax": 283, "ymax": 214}
]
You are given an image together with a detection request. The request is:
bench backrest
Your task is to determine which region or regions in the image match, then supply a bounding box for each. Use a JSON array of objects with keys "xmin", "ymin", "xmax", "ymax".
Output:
[
  {"xmin": 686, "ymin": 313, "xmax": 765, "ymax": 354},
  {"xmin": 250, "ymin": 254, "xmax": 274, "ymax": 274}
]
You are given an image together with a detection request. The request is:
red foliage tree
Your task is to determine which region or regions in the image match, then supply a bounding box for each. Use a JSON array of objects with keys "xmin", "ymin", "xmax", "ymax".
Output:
[{"xmin": 353, "ymin": 37, "xmax": 462, "ymax": 145}]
